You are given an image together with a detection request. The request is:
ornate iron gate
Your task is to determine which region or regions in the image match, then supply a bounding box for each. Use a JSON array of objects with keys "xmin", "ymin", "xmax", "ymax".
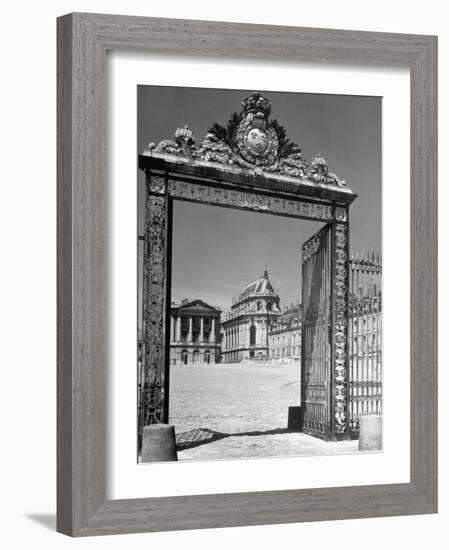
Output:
[
  {"xmin": 301, "ymin": 216, "xmax": 350, "ymax": 441},
  {"xmin": 301, "ymin": 224, "xmax": 332, "ymax": 439},
  {"xmin": 138, "ymin": 92, "xmax": 356, "ymax": 448}
]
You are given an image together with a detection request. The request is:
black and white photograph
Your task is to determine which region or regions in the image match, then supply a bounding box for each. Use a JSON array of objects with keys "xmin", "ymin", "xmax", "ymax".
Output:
[{"xmin": 137, "ymin": 86, "xmax": 382, "ymax": 463}]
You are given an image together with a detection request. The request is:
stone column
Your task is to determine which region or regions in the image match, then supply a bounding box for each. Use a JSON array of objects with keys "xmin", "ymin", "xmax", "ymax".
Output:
[
  {"xmin": 211, "ymin": 318, "xmax": 216, "ymax": 342},
  {"xmin": 170, "ymin": 314, "xmax": 174, "ymax": 344},
  {"xmin": 188, "ymin": 316, "xmax": 193, "ymax": 343},
  {"xmin": 176, "ymin": 316, "xmax": 181, "ymax": 343},
  {"xmin": 200, "ymin": 317, "xmax": 204, "ymax": 343}
]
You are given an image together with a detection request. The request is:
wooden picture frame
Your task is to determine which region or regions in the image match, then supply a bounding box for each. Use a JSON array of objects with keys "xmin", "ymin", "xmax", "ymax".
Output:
[{"xmin": 57, "ymin": 12, "xmax": 438, "ymax": 536}]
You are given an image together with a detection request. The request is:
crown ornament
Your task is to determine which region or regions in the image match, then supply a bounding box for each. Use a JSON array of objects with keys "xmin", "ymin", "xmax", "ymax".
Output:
[{"xmin": 241, "ymin": 92, "xmax": 272, "ymax": 117}]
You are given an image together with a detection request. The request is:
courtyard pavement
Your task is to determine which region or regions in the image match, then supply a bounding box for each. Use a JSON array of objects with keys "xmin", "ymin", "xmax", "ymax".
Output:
[{"xmin": 169, "ymin": 363, "xmax": 359, "ymax": 461}]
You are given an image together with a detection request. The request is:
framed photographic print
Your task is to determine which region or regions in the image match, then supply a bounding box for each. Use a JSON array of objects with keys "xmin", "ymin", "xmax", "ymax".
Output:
[
  {"xmin": 57, "ymin": 13, "xmax": 437, "ymax": 536},
  {"xmin": 136, "ymin": 86, "xmax": 380, "ymax": 463}
]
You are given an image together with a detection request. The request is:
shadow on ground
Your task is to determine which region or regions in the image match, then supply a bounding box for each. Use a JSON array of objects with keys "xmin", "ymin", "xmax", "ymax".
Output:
[
  {"xmin": 25, "ymin": 513, "xmax": 56, "ymax": 531},
  {"xmin": 176, "ymin": 427, "xmax": 294, "ymax": 451}
]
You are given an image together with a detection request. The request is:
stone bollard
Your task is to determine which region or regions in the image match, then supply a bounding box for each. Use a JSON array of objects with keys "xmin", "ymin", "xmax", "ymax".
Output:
[
  {"xmin": 287, "ymin": 406, "xmax": 302, "ymax": 431},
  {"xmin": 358, "ymin": 415, "xmax": 382, "ymax": 451},
  {"xmin": 142, "ymin": 424, "xmax": 178, "ymax": 462}
]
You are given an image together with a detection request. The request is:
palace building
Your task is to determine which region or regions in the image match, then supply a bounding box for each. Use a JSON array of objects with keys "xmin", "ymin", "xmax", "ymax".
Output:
[
  {"xmin": 169, "ymin": 299, "xmax": 221, "ymax": 365},
  {"xmin": 221, "ymin": 269, "xmax": 282, "ymax": 362},
  {"xmin": 268, "ymin": 303, "xmax": 302, "ymax": 364},
  {"xmin": 166, "ymin": 259, "xmax": 381, "ymax": 373}
]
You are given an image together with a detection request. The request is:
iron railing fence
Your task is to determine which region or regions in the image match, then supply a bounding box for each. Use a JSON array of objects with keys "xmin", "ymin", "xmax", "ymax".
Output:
[{"xmin": 348, "ymin": 251, "xmax": 382, "ymax": 437}]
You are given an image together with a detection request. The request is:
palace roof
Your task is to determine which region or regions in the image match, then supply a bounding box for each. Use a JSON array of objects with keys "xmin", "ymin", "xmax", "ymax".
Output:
[
  {"xmin": 171, "ymin": 299, "xmax": 221, "ymax": 315},
  {"xmin": 232, "ymin": 269, "xmax": 279, "ymax": 306}
]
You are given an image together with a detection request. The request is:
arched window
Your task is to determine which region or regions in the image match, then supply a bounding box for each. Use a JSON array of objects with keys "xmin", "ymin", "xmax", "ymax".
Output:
[
  {"xmin": 193, "ymin": 349, "xmax": 200, "ymax": 364},
  {"xmin": 250, "ymin": 325, "xmax": 256, "ymax": 346},
  {"xmin": 204, "ymin": 350, "xmax": 211, "ymax": 364},
  {"xmin": 181, "ymin": 349, "xmax": 188, "ymax": 365}
]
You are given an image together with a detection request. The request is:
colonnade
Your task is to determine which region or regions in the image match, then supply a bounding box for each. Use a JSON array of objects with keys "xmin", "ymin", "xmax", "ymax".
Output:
[
  {"xmin": 170, "ymin": 314, "xmax": 216, "ymax": 344},
  {"xmin": 222, "ymin": 319, "xmax": 270, "ymax": 351},
  {"xmin": 223, "ymin": 322, "xmax": 249, "ymax": 351}
]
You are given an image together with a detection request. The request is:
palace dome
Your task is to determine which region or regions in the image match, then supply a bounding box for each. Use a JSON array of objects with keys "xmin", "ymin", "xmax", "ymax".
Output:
[{"xmin": 234, "ymin": 269, "xmax": 279, "ymax": 304}]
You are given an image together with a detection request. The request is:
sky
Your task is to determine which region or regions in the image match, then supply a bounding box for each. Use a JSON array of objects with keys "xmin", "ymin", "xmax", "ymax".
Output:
[{"xmin": 137, "ymin": 86, "xmax": 381, "ymax": 312}]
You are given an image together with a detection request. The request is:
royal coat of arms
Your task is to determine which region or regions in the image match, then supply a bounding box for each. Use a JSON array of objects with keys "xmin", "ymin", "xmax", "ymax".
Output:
[{"xmin": 234, "ymin": 93, "xmax": 279, "ymax": 167}]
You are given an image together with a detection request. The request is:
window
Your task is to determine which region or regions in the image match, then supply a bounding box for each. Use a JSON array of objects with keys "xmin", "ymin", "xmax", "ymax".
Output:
[{"xmin": 250, "ymin": 325, "xmax": 256, "ymax": 346}]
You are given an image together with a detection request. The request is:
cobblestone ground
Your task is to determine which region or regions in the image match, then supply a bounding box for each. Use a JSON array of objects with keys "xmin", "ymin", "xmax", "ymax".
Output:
[{"xmin": 169, "ymin": 363, "xmax": 358, "ymax": 461}]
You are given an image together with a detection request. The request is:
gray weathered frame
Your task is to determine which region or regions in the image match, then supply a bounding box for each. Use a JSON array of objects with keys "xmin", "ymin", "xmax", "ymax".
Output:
[{"xmin": 57, "ymin": 12, "xmax": 438, "ymax": 537}]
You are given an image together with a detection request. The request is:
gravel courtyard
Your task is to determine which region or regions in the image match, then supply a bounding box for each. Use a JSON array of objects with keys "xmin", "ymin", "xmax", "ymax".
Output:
[{"xmin": 168, "ymin": 363, "xmax": 358, "ymax": 460}]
